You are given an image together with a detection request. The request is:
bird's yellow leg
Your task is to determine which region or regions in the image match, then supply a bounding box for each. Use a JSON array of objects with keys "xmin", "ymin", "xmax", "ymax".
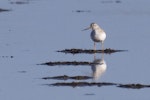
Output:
[
  {"xmin": 94, "ymin": 42, "xmax": 96, "ymax": 51},
  {"xmin": 101, "ymin": 42, "xmax": 104, "ymax": 52}
]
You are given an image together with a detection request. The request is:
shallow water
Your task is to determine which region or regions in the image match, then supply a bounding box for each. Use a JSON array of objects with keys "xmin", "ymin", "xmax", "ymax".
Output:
[{"xmin": 1, "ymin": 0, "xmax": 150, "ymax": 100}]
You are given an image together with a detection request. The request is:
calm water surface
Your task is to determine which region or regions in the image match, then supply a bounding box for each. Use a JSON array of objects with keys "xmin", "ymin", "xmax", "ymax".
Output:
[{"xmin": 0, "ymin": 0, "xmax": 150, "ymax": 100}]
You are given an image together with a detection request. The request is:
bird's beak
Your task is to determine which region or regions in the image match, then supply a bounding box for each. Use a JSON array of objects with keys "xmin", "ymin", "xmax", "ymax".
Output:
[{"xmin": 82, "ymin": 27, "xmax": 91, "ymax": 31}]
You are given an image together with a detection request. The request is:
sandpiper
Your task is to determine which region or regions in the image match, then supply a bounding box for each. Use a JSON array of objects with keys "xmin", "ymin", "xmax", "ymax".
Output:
[{"xmin": 83, "ymin": 23, "xmax": 106, "ymax": 50}]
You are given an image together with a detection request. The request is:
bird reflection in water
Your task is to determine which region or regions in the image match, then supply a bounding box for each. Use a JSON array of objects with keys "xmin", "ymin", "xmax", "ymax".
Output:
[{"xmin": 91, "ymin": 53, "xmax": 107, "ymax": 80}]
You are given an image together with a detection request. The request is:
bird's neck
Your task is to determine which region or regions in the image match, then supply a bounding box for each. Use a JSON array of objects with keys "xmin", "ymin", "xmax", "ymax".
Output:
[
  {"xmin": 92, "ymin": 26, "xmax": 102, "ymax": 30},
  {"xmin": 93, "ymin": 28, "xmax": 104, "ymax": 32}
]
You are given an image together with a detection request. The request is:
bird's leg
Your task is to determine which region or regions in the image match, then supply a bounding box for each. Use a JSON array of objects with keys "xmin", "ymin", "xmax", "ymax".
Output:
[
  {"xmin": 101, "ymin": 42, "xmax": 104, "ymax": 52},
  {"xmin": 94, "ymin": 42, "xmax": 96, "ymax": 51}
]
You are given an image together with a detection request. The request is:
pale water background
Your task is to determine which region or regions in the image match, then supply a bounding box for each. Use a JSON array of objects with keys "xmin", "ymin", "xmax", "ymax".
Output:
[{"xmin": 0, "ymin": 0, "xmax": 150, "ymax": 100}]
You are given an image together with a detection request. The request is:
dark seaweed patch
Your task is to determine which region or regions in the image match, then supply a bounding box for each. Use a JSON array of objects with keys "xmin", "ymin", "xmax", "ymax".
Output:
[
  {"xmin": 57, "ymin": 48, "xmax": 127, "ymax": 54},
  {"xmin": 101, "ymin": 0, "xmax": 122, "ymax": 4},
  {"xmin": 0, "ymin": 8, "xmax": 11, "ymax": 12},
  {"xmin": 118, "ymin": 84, "xmax": 150, "ymax": 89},
  {"xmin": 84, "ymin": 93, "xmax": 95, "ymax": 96},
  {"xmin": 18, "ymin": 71, "xmax": 27, "ymax": 73},
  {"xmin": 116, "ymin": 0, "xmax": 122, "ymax": 3},
  {"xmin": 0, "ymin": 56, "xmax": 14, "ymax": 58},
  {"xmin": 10, "ymin": 1, "xmax": 29, "ymax": 4},
  {"xmin": 72, "ymin": 10, "xmax": 91, "ymax": 13},
  {"xmin": 40, "ymin": 61, "xmax": 94, "ymax": 66},
  {"xmin": 42, "ymin": 75, "xmax": 92, "ymax": 80}
]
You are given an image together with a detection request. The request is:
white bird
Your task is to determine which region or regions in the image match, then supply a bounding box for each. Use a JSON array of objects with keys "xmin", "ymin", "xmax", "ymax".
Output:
[{"xmin": 83, "ymin": 23, "xmax": 106, "ymax": 50}]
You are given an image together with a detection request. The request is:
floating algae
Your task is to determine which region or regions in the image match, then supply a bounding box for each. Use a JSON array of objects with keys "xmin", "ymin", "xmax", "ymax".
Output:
[
  {"xmin": 42, "ymin": 75, "xmax": 92, "ymax": 80},
  {"xmin": 0, "ymin": 8, "xmax": 11, "ymax": 12}
]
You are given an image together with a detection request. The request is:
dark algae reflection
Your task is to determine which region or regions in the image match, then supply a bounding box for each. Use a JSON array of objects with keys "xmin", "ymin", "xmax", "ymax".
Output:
[
  {"xmin": 40, "ymin": 61, "xmax": 94, "ymax": 66},
  {"xmin": 46, "ymin": 82, "xmax": 150, "ymax": 89},
  {"xmin": 57, "ymin": 48, "xmax": 127, "ymax": 54},
  {"xmin": 48, "ymin": 82, "xmax": 117, "ymax": 87},
  {"xmin": 117, "ymin": 83, "xmax": 150, "ymax": 89}
]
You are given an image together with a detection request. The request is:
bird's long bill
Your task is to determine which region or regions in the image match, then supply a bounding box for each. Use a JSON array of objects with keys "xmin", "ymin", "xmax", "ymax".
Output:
[{"xmin": 82, "ymin": 27, "xmax": 91, "ymax": 31}]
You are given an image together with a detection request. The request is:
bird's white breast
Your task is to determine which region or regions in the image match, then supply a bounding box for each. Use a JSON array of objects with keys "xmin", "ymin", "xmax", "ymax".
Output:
[{"xmin": 91, "ymin": 30, "xmax": 106, "ymax": 42}]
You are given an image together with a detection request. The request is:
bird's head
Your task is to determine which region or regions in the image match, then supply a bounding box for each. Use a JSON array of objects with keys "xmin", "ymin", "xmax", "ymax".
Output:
[{"xmin": 82, "ymin": 23, "xmax": 100, "ymax": 31}]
